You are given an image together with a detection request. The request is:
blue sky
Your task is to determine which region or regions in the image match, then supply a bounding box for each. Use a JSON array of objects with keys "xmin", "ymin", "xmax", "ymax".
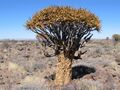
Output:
[{"xmin": 0, "ymin": 0, "xmax": 120, "ymax": 40}]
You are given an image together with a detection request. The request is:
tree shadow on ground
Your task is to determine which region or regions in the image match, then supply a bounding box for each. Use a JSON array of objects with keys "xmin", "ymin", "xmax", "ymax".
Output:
[
  {"xmin": 72, "ymin": 65, "xmax": 96, "ymax": 79},
  {"xmin": 45, "ymin": 65, "xmax": 96, "ymax": 80}
]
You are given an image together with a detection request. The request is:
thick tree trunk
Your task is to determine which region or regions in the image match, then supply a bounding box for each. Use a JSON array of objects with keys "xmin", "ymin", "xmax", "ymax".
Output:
[{"xmin": 55, "ymin": 52, "xmax": 72, "ymax": 86}]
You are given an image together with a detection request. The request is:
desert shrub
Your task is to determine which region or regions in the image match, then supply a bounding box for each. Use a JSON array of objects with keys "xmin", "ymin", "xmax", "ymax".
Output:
[
  {"xmin": 112, "ymin": 34, "xmax": 120, "ymax": 44},
  {"xmin": 106, "ymin": 37, "xmax": 109, "ymax": 40}
]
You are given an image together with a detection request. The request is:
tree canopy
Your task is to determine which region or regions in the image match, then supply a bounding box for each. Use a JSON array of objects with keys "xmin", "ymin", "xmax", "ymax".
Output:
[
  {"xmin": 27, "ymin": 6, "xmax": 100, "ymax": 30},
  {"xmin": 26, "ymin": 6, "xmax": 100, "ymax": 59}
]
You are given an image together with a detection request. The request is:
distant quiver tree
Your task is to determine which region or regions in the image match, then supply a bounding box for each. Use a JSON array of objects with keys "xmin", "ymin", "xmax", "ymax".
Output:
[{"xmin": 26, "ymin": 6, "xmax": 100, "ymax": 86}]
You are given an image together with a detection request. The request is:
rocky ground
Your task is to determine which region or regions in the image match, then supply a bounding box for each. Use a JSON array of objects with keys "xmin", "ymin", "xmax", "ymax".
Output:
[{"xmin": 0, "ymin": 40, "xmax": 120, "ymax": 90}]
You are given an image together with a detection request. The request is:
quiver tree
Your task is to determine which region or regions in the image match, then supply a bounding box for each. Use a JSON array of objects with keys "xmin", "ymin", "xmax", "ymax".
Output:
[{"xmin": 26, "ymin": 6, "xmax": 100, "ymax": 86}]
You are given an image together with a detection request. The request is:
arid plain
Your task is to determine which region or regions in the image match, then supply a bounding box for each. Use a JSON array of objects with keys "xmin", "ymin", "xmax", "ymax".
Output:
[{"xmin": 0, "ymin": 40, "xmax": 120, "ymax": 90}]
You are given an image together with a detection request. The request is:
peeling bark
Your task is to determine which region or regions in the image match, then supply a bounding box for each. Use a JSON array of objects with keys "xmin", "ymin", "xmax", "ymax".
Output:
[{"xmin": 55, "ymin": 52, "xmax": 72, "ymax": 86}]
